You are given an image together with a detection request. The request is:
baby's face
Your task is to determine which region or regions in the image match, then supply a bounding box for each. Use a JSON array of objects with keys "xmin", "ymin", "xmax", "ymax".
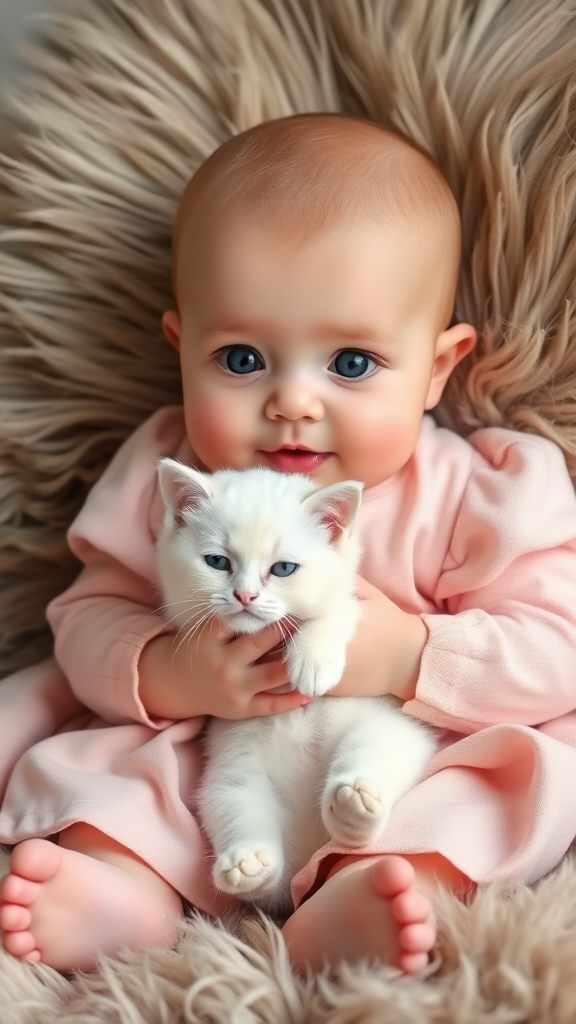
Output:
[{"xmin": 165, "ymin": 215, "xmax": 474, "ymax": 489}]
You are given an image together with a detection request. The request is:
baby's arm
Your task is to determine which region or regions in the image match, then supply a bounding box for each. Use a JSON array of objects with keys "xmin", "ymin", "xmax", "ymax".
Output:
[
  {"xmin": 47, "ymin": 555, "xmax": 175, "ymax": 725},
  {"xmin": 335, "ymin": 433, "xmax": 576, "ymax": 733},
  {"xmin": 409, "ymin": 548, "xmax": 576, "ymax": 731}
]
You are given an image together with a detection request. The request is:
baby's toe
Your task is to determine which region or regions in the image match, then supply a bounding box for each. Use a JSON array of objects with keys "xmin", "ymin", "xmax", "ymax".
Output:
[
  {"xmin": 0, "ymin": 903, "xmax": 32, "ymax": 931},
  {"xmin": 392, "ymin": 888, "xmax": 433, "ymax": 925},
  {"xmin": 398, "ymin": 921, "xmax": 436, "ymax": 954},
  {"xmin": 2, "ymin": 928, "xmax": 37, "ymax": 957},
  {"xmin": 10, "ymin": 839, "xmax": 61, "ymax": 884},
  {"xmin": 21, "ymin": 949, "xmax": 42, "ymax": 963},
  {"xmin": 370, "ymin": 855, "xmax": 416, "ymax": 899},
  {"xmin": 0, "ymin": 873, "xmax": 39, "ymax": 907},
  {"xmin": 397, "ymin": 950, "xmax": 429, "ymax": 974}
]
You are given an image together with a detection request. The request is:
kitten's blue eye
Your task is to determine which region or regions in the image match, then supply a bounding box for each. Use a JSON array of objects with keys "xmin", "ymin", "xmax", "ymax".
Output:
[
  {"xmin": 204, "ymin": 554, "xmax": 231, "ymax": 571},
  {"xmin": 328, "ymin": 350, "xmax": 375, "ymax": 379},
  {"xmin": 270, "ymin": 561, "xmax": 299, "ymax": 577},
  {"xmin": 220, "ymin": 346, "xmax": 264, "ymax": 375}
]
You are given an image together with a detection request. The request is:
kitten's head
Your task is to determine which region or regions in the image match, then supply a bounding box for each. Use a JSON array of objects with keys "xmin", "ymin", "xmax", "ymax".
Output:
[{"xmin": 156, "ymin": 459, "xmax": 362, "ymax": 636}]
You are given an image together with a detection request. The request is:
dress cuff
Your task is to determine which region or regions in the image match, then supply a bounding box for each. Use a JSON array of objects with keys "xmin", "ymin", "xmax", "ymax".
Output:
[
  {"xmin": 113, "ymin": 615, "xmax": 176, "ymax": 729},
  {"xmin": 402, "ymin": 610, "xmax": 489, "ymax": 734}
]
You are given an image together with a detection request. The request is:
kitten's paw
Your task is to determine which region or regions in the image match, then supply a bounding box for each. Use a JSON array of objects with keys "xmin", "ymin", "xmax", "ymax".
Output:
[
  {"xmin": 285, "ymin": 646, "xmax": 345, "ymax": 698},
  {"xmin": 322, "ymin": 777, "xmax": 390, "ymax": 845},
  {"xmin": 213, "ymin": 846, "xmax": 282, "ymax": 898}
]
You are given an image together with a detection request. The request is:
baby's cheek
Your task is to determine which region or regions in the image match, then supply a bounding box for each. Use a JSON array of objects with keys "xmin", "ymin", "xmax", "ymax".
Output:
[
  {"xmin": 350, "ymin": 409, "xmax": 419, "ymax": 481},
  {"xmin": 184, "ymin": 394, "xmax": 246, "ymax": 469}
]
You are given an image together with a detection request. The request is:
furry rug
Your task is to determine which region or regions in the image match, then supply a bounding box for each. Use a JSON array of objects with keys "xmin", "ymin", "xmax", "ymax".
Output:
[
  {"xmin": 2, "ymin": 0, "xmax": 576, "ymax": 1019},
  {"xmin": 3, "ymin": 842, "xmax": 576, "ymax": 1023}
]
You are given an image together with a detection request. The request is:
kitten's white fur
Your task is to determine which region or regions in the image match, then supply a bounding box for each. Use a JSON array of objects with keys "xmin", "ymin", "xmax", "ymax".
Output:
[{"xmin": 157, "ymin": 459, "xmax": 438, "ymax": 914}]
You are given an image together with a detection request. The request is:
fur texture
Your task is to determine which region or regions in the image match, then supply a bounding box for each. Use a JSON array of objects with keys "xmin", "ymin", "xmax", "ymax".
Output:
[
  {"xmin": 2, "ymin": 0, "xmax": 576, "ymax": 1017},
  {"xmin": 157, "ymin": 461, "xmax": 437, "ymax": 912}
]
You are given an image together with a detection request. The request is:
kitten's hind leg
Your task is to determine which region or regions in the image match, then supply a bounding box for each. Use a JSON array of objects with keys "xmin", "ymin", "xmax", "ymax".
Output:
[
  {"xmin": 200, "ymin": 729, "xmax": 285, "ymax": 903},
  {"xmin": 212, "ymin": 785, "xmax": 284, "ymax": 902},
  {"xmin": 321, "ymin": 699, "xmax": 436, "ymax": 847},
  {"xmin": 323, "ymin": 774, "xmax": 386, "ymax": 846}
]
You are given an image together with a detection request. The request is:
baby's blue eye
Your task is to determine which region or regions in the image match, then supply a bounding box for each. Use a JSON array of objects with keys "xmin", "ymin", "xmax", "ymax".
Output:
[
  {"xmin": 220, "ymin": 346, "xmax": 264, "ymax": 375},
  {"xmin": 270, "ymin": 561, "xmax": 299, "ymax": 577},
  {"xmin": 204, "ymin": 554, "xmax": 232, "ymax": 571},
  {"xmin": 329, "ymin": 350, "xmax": 374, "ymax": 379}
]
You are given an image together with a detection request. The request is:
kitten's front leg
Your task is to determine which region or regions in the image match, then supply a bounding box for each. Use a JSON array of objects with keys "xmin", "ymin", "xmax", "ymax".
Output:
[{"xmin": 285, "ymin": 597, "xmax": 360, "ymax": 698}]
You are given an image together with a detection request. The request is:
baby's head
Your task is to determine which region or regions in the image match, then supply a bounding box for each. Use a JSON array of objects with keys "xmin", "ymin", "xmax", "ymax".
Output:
[{"xmin": 163, "ymin": 113, "xmax": 476, "ymax": 489}]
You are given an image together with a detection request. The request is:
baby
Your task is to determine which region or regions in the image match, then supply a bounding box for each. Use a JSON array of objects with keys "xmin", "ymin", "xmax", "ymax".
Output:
[{"xmin": 2, "ymin": 112, "xmax": 576, "ymax": 974}]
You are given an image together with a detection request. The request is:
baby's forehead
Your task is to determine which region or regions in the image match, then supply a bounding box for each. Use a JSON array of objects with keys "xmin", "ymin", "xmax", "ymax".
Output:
[
  {"xmin": 172, "ymin": 114, "xmax": 461, "ymax": 306},
  {"xmin": 178, "ymin": 118, "xmax": 451, "ymax": 230}
]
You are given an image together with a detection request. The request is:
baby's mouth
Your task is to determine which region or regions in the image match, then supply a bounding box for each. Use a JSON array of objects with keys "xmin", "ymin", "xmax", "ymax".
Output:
[{"xmin": 262, "ymin": 449, "xmax": 331, "ymax": 474}]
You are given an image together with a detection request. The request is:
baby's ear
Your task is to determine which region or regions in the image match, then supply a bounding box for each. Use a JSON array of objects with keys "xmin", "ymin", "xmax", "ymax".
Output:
[
  {"xmin": 157, "ymin": 458, "xmax": 213, "ymax": 524},
  {"xmin": 302, "ymin": 480, "xmax": 363, "ymax": 542},
  {"xmin": 162, "ymin": 311, "xmax": 181, "ymax": 352}
]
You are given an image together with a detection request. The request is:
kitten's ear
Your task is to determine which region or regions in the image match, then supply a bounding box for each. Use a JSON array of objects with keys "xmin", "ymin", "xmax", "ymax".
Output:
[
  {"xmin": 302, "ymin": 480, "xmax": 363, "ymax": 542},
  {"xmin": 157, "ymin": 458, "xmax": 213, "ymax": 524}
]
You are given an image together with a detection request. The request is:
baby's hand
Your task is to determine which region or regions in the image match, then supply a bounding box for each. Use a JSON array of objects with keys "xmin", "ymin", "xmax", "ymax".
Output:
[
  {"xmin": 140, "ymin": 621, "xmax": 310, "ymax": 721},
  {"xmin": 195, "ymin": 619, "xmax": 313, "ymax": 718},
  {"xmin": 327, "ymin": 575, "xmax": 428, "ymax": 702}
]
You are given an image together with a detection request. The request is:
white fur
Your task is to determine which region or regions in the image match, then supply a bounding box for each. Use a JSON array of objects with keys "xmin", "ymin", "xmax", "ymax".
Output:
[{"xmin": 157, "ymin": 459, "xmax": 438, "ymax": 914}]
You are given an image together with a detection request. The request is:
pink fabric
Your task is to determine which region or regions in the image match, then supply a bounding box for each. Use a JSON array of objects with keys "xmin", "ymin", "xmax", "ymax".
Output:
[{"xmin": 2, "ymin": 406, "xmax": 576, "ymax": 910}]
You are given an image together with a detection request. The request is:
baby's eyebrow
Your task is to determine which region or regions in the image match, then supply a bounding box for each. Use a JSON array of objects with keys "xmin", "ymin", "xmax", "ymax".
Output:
[
  {"xmin": 312, "ymin": 323, "xmax": 394, "ymax": 346},
  {"xmin": 200, "ymin": 320, "xmax": 394, "ymax": 346}
]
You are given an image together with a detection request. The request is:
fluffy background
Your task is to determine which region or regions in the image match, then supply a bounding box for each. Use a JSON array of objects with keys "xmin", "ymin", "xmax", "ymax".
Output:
[{"xmin": 2, "ymin": 0, "xmax": 576, "ymax": 1019}]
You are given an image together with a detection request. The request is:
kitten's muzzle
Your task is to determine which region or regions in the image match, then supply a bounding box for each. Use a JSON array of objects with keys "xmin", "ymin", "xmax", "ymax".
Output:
[{"xmin": 233, "ymin": 590, "xmax": 258, "ymax": 607}]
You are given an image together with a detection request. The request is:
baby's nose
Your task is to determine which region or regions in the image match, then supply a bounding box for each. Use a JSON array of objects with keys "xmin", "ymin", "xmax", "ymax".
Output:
[
  {"xmin": 234, "ymin": 590, "xmax": 258, "ymax": 606},
  {"xmin": 265, "ymin": 378, "xmax": 323, "ymax": 421}
]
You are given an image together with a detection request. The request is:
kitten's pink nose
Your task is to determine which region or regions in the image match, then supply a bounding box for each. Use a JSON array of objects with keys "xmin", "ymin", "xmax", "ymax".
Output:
[{"xmin": 234, "ymin": 590, "xmax": 258, "ymax": 606}]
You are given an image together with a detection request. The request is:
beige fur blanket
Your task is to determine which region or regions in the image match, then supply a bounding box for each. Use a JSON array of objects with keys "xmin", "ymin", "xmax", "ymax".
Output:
[
  {"xmin": 3, "ymin": 842, "xmax": 576, "ymax": 1022},
  {"xmin": 2, "ymin": 0, "xmax": 576, "ymax": 1019}
]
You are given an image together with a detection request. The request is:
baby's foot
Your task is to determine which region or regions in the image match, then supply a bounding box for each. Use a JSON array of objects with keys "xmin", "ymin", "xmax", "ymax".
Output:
[
  {"xmin": 282, "ymin": 855, "xmax": 436, "ymax": 974},
  {"xmin": 0, "ymin": 839, "xmax": 183, "ymax": 972},
  {"xmin": 322, "ymin": 776, "xmax": 388, "ymax": 845}
]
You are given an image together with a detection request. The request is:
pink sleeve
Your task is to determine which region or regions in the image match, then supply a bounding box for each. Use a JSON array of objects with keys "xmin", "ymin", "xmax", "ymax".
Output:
[
  {"xmin": 404, "ymin": 429, "xmax": 576, "ymax": 733},
  {"xmin": 46, "ymin": 407, "xmax": 186, "ymax": 727}
]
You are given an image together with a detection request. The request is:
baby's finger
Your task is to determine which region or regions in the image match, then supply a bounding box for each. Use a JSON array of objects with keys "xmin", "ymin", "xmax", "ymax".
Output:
[
  {"xmin": 230, "ymin": 622, "xmax": 295, "ymax": 665},
  {"xmin": 251, "ymin": 690, "xmax": 313, "ymax": 717},
  {"xmin": 248, "ymin": 661, "xmax": 290, "ymax": 693}
]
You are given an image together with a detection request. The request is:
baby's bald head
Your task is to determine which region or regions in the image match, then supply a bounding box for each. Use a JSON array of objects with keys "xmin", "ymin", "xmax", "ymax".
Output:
[{"xmin": 172, "ymin": 113, "xmax": 461, "ymax": 328}]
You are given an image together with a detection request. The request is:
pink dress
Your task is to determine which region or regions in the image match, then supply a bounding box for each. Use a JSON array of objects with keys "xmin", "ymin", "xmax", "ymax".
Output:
[{"xmin": 1, "ymin": 406, "xmax": 576, "ymax": 912}]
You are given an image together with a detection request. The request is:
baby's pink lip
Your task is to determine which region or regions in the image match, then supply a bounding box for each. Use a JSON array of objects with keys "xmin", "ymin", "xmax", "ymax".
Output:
[
  {"xmin": 261, "ymin": 448, "xmax": 331, "ymax": 474},
  {"xmin": 276, "ymin": 444, "xmax": 316, "ymax": 452}
]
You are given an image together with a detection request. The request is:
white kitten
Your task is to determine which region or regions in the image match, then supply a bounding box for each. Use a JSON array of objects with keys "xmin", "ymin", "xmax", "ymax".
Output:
[{"xmin": 157, "ymin": 459, "xmax": 438, "ymax": 914}]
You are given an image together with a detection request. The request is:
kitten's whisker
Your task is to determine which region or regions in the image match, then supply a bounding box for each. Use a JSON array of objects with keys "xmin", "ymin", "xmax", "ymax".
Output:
[
  {"xmin": 276, "ymin": 619, "xmax": 290, "ymax": 646},
  {"xmin": 163, "ymin": 606, "xmax": 213, "ymax": 630},
  {"xmin": 177, "ymin": 609, "xmax": 213, "ymax": 645},
  {"xmin": 184, "ymin": 606, "xmax": 219, "ymax": 643},
  {"xmin": 283, "ymin": 615, "xmax": 300, "ymax": 636},
  {"xmin": 165, "ymin": 598, "xmax": 213, "ymax": 626},
  {"xmin": 190, "ymin": 609, "xmax": 220, "ymax": 660},
  {"xmin": 171, "ymin": 608, "xmax": 216, "ymax": 662},
  {"xmin": 159, "ymin": 598, "xmax": 211, "ymax": 611}
]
